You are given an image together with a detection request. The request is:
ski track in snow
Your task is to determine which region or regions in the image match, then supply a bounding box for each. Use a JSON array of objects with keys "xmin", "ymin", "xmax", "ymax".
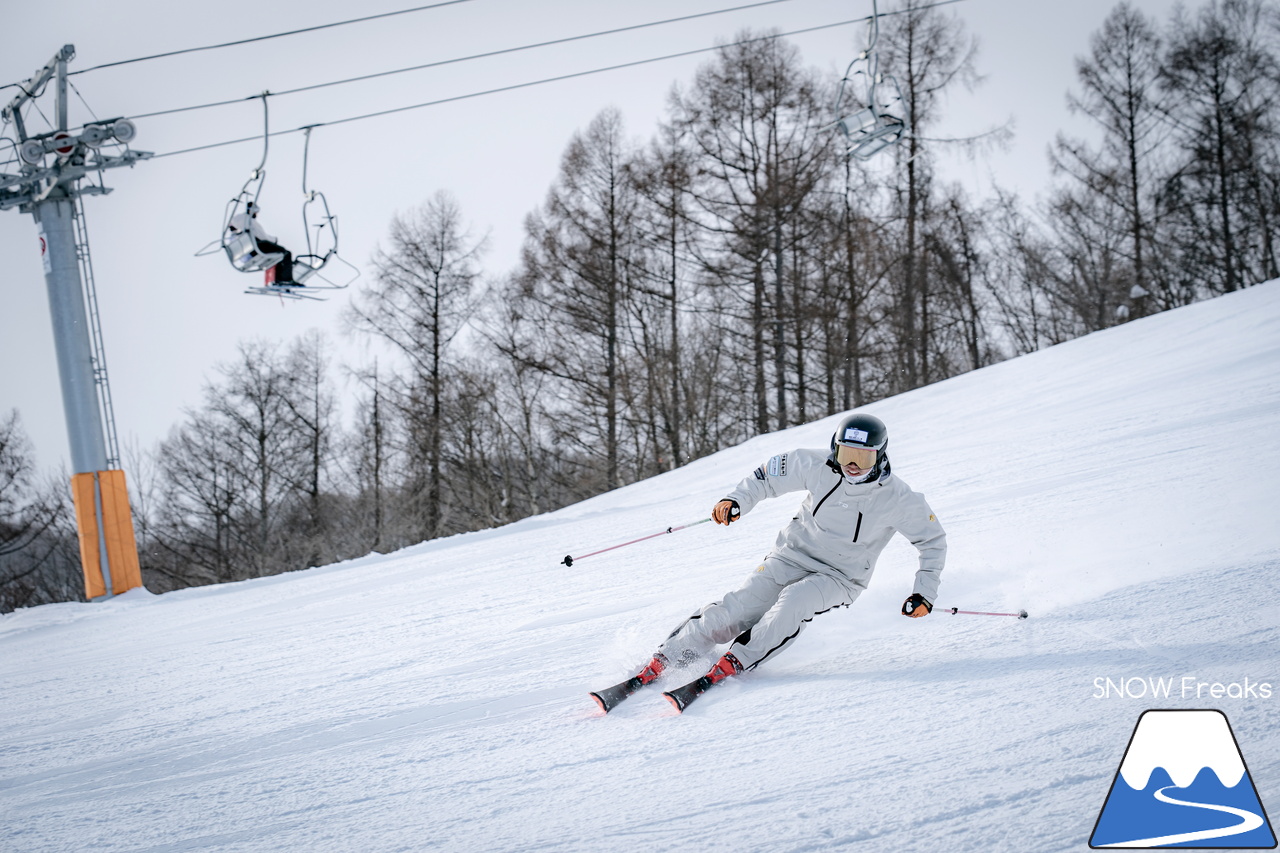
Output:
[{"xmin": 2, "ymin": 282, "xmax": 1280, "ymax": 852}]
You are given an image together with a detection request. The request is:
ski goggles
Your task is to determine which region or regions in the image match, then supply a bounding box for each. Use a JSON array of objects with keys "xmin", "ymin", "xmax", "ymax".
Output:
[{"xmin": 835, "ymin": 444, "xmax": 878, "ymax": 469}]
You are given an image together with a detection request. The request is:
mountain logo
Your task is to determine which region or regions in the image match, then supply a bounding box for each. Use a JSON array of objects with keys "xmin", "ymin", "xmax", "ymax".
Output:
[{"xmin": 1090, "ymin": 710, "xmax": 1276, "ymax": 849}]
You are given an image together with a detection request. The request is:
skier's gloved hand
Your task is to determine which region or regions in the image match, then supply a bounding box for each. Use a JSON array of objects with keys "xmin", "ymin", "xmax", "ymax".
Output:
[
  {"xmin": 902, "ymin": 593, "xmax": 933, "ymax": 618},
  {"xmin": 712, "ymin": 499, "xmax": 741, "ymax": 525}
]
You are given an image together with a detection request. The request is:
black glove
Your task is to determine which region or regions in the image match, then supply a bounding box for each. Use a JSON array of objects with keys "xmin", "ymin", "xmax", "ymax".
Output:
[
  {"xmin": 902, "ymin": 593, "xmax": 933, "ymax": 618},
  {"xmin": 712, "ymin": 499, "xmax": 740, "ymax": 525}
]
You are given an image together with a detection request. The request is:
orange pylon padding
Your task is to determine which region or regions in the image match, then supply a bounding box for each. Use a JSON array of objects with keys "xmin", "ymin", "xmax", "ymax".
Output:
[
  {"xmin": 99, "ymin": 470, "xmax": 143, "ymax": 593},
  {"xmin": 70, "ymin": 470, "xmax": 143, "ymax": 599},
  {"xmin": 70, "ymin": 472, "xmax": 104, "ymax": 599}
]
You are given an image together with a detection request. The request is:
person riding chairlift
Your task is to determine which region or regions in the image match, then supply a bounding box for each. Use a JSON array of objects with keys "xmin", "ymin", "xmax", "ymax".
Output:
[{"xmin": 227, "ymin": 201, "xmax": 295, "ymax": 286}]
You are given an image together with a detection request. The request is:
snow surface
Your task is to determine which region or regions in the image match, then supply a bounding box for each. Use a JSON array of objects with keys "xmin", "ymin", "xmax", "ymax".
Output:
[{"xmin": 3, "ymin": 282, "xmax": 1280, "ymax": 853}]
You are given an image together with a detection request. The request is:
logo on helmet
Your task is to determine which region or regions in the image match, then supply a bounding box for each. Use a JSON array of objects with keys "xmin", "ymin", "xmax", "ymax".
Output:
[{"xmin": 842, "ymin": 427, "xmax": 870, "ymax": 444}]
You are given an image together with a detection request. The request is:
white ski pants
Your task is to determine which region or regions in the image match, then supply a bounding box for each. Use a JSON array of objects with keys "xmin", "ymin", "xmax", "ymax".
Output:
[{"xmin": 658, "ymin": 556, "xmax": 861, "ymax": 670}]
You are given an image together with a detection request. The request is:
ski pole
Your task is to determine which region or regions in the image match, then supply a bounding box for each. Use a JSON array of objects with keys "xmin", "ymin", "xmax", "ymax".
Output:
[
  {"xmin": 939, "ymin": 607, "xmax": 1029, "ymax": 619},
  {"xmin": 561, "ymin": 518, "xmax": 713, "ymax": 567}
]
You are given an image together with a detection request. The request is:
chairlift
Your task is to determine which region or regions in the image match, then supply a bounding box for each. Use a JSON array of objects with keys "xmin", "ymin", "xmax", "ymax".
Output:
[
  {"xmin": 211, "ymin": 169, "xmax": 283, "ymax": 273},
  {"xmin": 832, "ymin": 0, "xmax": 908, "ymax": 161},
  {"xmin": 195, "ymin": 98, "xmax": 357, "ymax": 300},
  {"xmin": 196, "ymin": 96, "xmax": 281, "ymax": 272},
  {"xmin": 285, "ymin": 126, "xmax": 359, "ymax": 292}
]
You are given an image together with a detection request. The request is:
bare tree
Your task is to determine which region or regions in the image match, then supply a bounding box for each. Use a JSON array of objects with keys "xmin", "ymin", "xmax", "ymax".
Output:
[
  {"xmin": 148, "ymin": 341, "xmax": 311, "ymax": 587},
  {"xmin": 630, "ymin": 121, "xmax": 700, "ymax": 469},
  {"xmin": 1161, "ymin": 0, "xmax": 1280, "ymax": 294},
  {"xmin": 0, "ymin": 410, "xmax": 57, "ymax": 559},
  {"xmin": 519, "ymin": 107, "xmax": 645, "ymax": 490},
  {"xmin": 479, "ymin": 280, "xmax": 572, "ymax": 514},
  {"xmin": 345, "ymin": 361, "xmax": 390, "ymax": 553},
  {"xmin": 151, "ymin": 408, "xmax": 245, "ymax": 586},
  {"xmin": 1054, "ymin": 2, "xmax": 1168, "ymax": 310},
  {"xmin": 212, "ymin": 341, "xmax": 307, "ymax": 574},
  {"xmin": 672, "ymin": 30, "xmax": 831, "ymax": 432},
  {"xmin": 0, "ymin": 411, "xmax": 80, "ymax": 612},
  {"xmin": 347, "ymin": 190, "xmax": 485, "ymax": 538},
  {"xmin": 925, "ymin": 188, "xmax": 997, "ymax": 374},
  {"xmin": 878, "ymin": 0, "xmax": 983, "ymax": 389},
  {"xmin": 1039, "ymin": 182, "xmax": 1135, "ymax": 333},
  {"xmin": 279, "ymin": 331, "xmax": 339, "ymax": 568}
]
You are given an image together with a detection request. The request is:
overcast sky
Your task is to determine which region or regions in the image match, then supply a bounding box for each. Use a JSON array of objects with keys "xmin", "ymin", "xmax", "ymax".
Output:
[{"xmin": 1, "ymin": 0, "xmax": 1185, "ymax": 475}]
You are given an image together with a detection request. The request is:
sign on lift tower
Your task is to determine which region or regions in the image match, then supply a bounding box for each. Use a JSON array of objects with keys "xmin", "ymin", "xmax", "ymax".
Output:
[{"xmin": 1, "ymin": 45, "xmax": 150, "ymax": 600}]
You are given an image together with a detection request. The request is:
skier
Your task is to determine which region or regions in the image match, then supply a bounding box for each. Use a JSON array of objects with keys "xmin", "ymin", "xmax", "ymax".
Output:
[
  {"xmin": 227, "ymin": 201, "xmax": 295, "ymax": 286},
  {"xmin": 591, "ymin": 412, "xmax": 947, "ymax": 713}
]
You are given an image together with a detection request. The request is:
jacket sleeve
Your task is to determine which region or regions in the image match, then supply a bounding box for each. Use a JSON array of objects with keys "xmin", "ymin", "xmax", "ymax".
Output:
[
  {"xmin": 722, "ymin": 450, "xmax": 814, "ymax": 516},
  {"xmin": 893, "ymin": 489, "xmax": 947, "ymax": 604}
]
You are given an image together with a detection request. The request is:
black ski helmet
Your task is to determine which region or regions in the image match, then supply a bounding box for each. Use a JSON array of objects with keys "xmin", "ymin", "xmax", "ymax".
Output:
[{"xmin": 829, "ymin": 412, "xmax": 889, "ymax": 471}]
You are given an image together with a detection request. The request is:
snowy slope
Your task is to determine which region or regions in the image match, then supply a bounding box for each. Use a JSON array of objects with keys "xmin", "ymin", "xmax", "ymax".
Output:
[{"xmin": 3, "ymin": 283, "xmax": 1279, "ymax": 853}]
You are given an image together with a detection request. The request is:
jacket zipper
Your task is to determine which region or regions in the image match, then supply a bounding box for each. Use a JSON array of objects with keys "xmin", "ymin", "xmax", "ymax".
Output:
[
  {"xmin": 853, "ymin": 511, "xmax": 863, "ymax": 543},
  {"xmin": 813, "ymin": 479, "xmax": 842, "ymax": 516}
]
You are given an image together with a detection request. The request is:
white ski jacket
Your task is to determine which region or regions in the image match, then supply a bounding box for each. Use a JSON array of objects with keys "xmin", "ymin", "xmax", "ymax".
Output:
[
  {"xmin": 227, "ymin": 212, "xmax": 277, "ymax": 244},
  {"xmin": 723, "ymin": 448, "xmax": 946, "ymax": 603}
]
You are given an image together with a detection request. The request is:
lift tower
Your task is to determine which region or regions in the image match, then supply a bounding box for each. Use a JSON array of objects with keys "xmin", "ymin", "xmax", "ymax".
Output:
[{"xmin": 2, "ymin": 45, "xmax": 151, "ymax": 599}]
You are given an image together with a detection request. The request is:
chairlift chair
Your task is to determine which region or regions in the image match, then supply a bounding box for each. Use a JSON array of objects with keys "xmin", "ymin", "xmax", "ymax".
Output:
[
  {"xmin": 832, "ymin": 0, "xmax": 909, "ymax": 161},
  {"xmin": 195, "ymin": 107, "xmax": 358, "ymax": 301},
  {"xmin": 223, "ymin": 228, "xmax": 285, "ymax": 272},
  {"xmin": 221, "ymin": 179, "xmax": 285, "ymax": 273},
  {"xmin": 836, "ymin": 82, "xmax": 907, "ymax": 161},
  {"xmin": 194, "ymin": 169, "xmax": 284, "ymax": 271},
  {"xmin": 235, "ymin": 184, "xmax": 356, "ymax": 300},
  {"xmin": 292, "ymin": 168, "xmax": 338, "ymax": 284},
  {"xmin": 251, "ymin": 127, "xmax": 359, "ymax": 296},
  {"xmin": 195, "ymin": 97, "xmax": 284, "ymax": 274},
  {"xmin": 238, "ymin": 188, "xmax": 357, "ymax": 300}
]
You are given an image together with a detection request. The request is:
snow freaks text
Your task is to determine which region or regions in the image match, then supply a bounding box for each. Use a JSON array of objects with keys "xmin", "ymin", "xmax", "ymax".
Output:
[{"xmin": 1093, "ymin": 676, "xmax": 1274, "ymax": 700}]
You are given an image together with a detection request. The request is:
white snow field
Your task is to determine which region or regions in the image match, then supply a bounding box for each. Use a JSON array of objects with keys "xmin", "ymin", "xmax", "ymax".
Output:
[{"xmin": 3, "ymin": 282, "xmax": 1280, "ymax": 853}]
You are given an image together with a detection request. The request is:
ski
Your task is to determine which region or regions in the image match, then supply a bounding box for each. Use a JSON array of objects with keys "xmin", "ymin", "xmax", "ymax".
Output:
[
  {"xmin": 591, "ymin": 655, "xmax": 671, "ymax": 713},
  {"xmin": 589, "ymin": 675, "xmax": 648, "ymax": 713},
  {"xmin": 662, "ymin": 675, "xmax": 716, "ymax": 713},
  {"xmin": 662, "ymin": 654, "xmax": 741, "ymax": 713}
]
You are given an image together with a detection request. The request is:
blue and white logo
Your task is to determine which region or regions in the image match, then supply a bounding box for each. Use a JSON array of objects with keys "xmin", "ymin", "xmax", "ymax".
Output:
[{"xmin": 1091, "ymin": 710, "xmax": 1276, "ymax": 848}]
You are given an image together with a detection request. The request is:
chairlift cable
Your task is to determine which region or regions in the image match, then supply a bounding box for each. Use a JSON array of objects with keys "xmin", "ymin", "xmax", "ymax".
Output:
[
  {"xmin": 123, "ymin": 0, "xmax": 810, "ymax": 123},
  {"xmin": 0, "ymin": 77, "xmax": 51, "ymax": 101},
  {"xmin": 65, "ymin": 0, "xmax": 482, "ymax": 76},
  {"xmin": 281, "ymin": 0, "xmax": 808, "ymax": 96},
  {"xmin": 149, "ymin": 5, "xmax": 968, "ymax": 162}
]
